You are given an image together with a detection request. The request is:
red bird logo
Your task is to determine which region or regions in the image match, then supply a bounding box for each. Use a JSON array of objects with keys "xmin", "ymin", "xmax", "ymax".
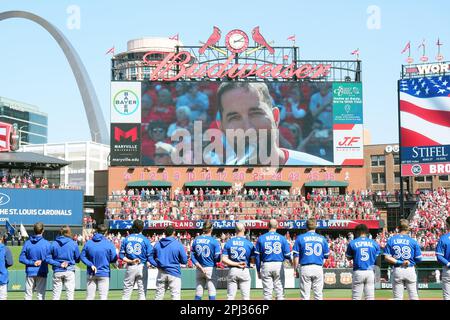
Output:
[
  {"xmin": 199, "ymin": 26, "xmax": 221, "ymax": 54},
  {"xmin": 251, "ymin": 26, "xmax": 274, "ymax": 54}
]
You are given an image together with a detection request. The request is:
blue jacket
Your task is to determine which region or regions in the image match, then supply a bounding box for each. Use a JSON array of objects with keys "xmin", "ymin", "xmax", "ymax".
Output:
[
  {"xmin": 81, "ymin": 233, "xmax": 118, "ymax": 277},
  {"xmin": 46, "ymin": 236, "xmax": 81, "ymax": 273},
  {"xmin": 19, "ymin": 235, "xmax": 51, "ymax": 277},
  {"xmin": 0, "ymin": 244, "xmax": 13, "ymax": 285},
  {"xmin": 151, "ymin": 237, "xmax": 188, "ymax": 278}
]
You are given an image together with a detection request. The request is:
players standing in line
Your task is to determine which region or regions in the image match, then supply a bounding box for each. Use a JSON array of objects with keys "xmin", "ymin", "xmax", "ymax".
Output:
[
  {"xmin": 19, "ymin": 222, "xmax": 51, "ymax": 300},
  {"xmin": 0, "ymin": 231, "xmax": 13, "ymax": 300},
  {"xmin": 345, "ymin": 223, "xmax": 381, "ymax": 300},
  {"xmin": 222, "ymin": 223, "xmax": 256, "ymax": 300},
  {"xmin": 152, "ymin": 225, "xmax": 188, "ymax": 300},
  {"xmin": 436, "ymin": 216, "xmax": 450, "ymax": 300},
  {"xmin": 292, "ymin": 218, "xmax": 330, "ymax": 300},
  {"xmin": 255, "ymin": 219, "xmax": 291, "ymax": 300},
  {"xmin": 46, "ymin": 225, "xmax": 81, "ymax": 300},
  {"xmin": 191, "ymin": 220, "xmax": 221, "ymax": 300},
  {"xmin": 120, "ymin": 220, "xmax": 153, "ymax": 300},
  {"xmin": 384, "ymin": 219, "xmax": 422, "ymax": 300},
  {"xmin": 81, "ymin": 224, "xmax": 118, "ymax": 300}
]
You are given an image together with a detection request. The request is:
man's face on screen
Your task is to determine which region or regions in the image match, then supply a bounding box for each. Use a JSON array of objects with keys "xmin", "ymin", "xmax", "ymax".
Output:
[
  {"xmin": 220, "ymin": 86, "xmax": 276, "ymax": 132},
  {"xmin": 219, "ymin": 85, "xmax": 279, "ymax": 164}
]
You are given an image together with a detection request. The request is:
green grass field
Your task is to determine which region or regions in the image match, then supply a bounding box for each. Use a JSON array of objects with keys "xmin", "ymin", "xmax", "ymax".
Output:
[
  {"xmin": 4, "ymin": 289, "xmax": 444, "ymax": 300},
  {"xmin": 8, "ymin": 246, "xmax": 444, "ymax": 300}
]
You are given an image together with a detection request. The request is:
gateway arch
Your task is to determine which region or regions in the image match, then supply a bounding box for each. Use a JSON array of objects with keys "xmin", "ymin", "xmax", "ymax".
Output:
[{"xmin": 0, "ymin": 10, "xmax": 109, "ymax": 144}]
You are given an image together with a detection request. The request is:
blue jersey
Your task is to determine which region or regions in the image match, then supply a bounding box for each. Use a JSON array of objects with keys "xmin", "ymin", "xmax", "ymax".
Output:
[
  {"xmin": 293, "ymin": 231, "xmax": 330, "ymax": 266},
  {"xmin": 255, "ymin": 231, "xmax": 291, "ymax": 263},
  {"xmin": 346, "ymin": 236, "xmax": 380, "ymax": 271},
  {"xmin": 191, "ymin": 235, "xmax": 221, "ymax": 267},
  {"xmin": 436, "ymin": 232, "xmax": 450, "ymax": 267},
  {"xmin": 223, "ymin": 236, "xmax": 256, "ymax": 268},
  {"xmin": 119, "ymin": 233, "xmax": 153, "ymax": 264},
  {"xmin": 384, "ymin": 234, "xmax": 422, "ymax": 266}
]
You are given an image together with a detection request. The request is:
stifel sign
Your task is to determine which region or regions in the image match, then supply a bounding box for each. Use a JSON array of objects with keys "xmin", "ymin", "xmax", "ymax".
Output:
[{"xmin": 143, "ymin": 51, "xmax": 332, "ymax": 81}]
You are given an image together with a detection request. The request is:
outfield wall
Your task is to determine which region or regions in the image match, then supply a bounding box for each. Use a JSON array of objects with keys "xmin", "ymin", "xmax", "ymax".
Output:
[{"xmin": 6, "ymin": 268, "xmax": 442, "ymax": 291}]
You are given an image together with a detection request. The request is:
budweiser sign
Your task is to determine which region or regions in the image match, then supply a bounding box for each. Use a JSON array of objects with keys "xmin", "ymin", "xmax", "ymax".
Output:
[{"xmin": 143, "ymin": 51, "xmax": 332, "ymax": 81}]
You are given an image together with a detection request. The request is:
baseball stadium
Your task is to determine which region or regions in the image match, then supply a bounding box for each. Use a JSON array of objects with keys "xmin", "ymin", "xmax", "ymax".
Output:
[{"xmin": 0, "ymin": 4, "xmax": 450, "ymax": 304}]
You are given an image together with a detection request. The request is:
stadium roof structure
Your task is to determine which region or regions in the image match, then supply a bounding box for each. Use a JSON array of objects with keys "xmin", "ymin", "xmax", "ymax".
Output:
[{"xmin": 0, "ymin": 152, "xmax": 70, "ymax": 170}]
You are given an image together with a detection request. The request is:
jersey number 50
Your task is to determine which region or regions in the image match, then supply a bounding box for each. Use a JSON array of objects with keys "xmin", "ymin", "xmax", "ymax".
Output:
[{"xmin": 305, "ymin": 243, "xmax": 322, "ymax": 256}]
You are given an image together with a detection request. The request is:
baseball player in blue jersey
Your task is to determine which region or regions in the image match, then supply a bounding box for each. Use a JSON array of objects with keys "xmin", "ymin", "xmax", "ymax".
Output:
[
  {"xmin": 255, "ymin": 219, "xmax": 291, "ymax": 300},
  {"xmin": 292, "ymin": 218, "xmax": 330, "ymax": 300},
  {"xmin": 81, "ymin": 224, "xmax": 118, "ymax": 300},
  {"xmin": 345, "ymin": 223, "xmax": 381, "ymax": 300},
  {"xmin": 19, "ymin": 222, "xmax": 51, "ymax": 300},
  {"xmin": 119, "ymin": 220, "xmax": 153, "ymax": 300},
  {"xmin": 436, "ymin": 216, "xmax": 450, "ymax": 300},
  {"xmin": 46, "ymin": 225, "xmax": 80, "ymax": 300},
  {"xmin": 191, "ymin": 220, "xmax": 221, "ymax": 300},
  {"xmin": 151, "ymin": 225, "xmax": 188, "ymax": 300},
  {"xmin": 384, "ymin": 219, "xmax": 422, "ymax": 300},
  {"xmin": 0, "ymin": 231, "xmax": 13, "ymax": 300},
  {"xmin": 222, "ymin": 222, "xmax": 256, "ymax": 300}
]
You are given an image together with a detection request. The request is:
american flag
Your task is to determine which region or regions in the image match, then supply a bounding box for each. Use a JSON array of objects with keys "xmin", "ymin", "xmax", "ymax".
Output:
[{"xmin": 399, "ymin": 75, "xmax": 450, "ymax": 147}]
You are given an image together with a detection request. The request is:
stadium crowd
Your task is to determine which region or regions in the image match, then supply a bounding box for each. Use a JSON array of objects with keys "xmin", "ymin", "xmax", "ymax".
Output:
[
  {"xmin": 106, "ymin": 187, "xmax": 382, "ymax": 221},
  {"xmin": 0, "ymin": 174, "xmax": 80, "ymax": 190}
]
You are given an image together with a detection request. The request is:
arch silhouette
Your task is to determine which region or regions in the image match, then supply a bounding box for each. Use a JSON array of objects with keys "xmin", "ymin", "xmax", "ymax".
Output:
[{"xmin": 0, "ymin": 10, "xmax": 109, "ymax": 144}]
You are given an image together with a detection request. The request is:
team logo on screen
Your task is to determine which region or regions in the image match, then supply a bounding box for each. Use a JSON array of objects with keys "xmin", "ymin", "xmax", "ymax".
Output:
[
  {"xmin": 113, "ymin": 90, "xmax": 139, "ymax": 116},
  {"xmin": 411, "ymin": 164, "xmax": 422, "ymax": 175},
  {"xmin": 0, "ymin": 193, "xmax": 10, "ymax": 206}
]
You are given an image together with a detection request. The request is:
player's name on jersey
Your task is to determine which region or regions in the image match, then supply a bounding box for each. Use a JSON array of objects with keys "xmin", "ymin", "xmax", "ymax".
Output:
[
  {"xmin": 354, "ymin": 241, "xmax": 375, "ymax": 248},
  {"xmin": 393, "ymin": 239, "xmax": 411, "ymax": 245}
]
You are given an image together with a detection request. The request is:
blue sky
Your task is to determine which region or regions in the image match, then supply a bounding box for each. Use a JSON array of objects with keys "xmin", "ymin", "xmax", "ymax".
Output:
[{"xmin": 0, "ymin": 0, "xmax": 449, "ymax": 144}]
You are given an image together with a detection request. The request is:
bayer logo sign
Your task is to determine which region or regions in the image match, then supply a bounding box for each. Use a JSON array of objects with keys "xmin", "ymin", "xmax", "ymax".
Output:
[{"xmin": 113, "ymin": 90, "xmax": 139, "ymax": 116}]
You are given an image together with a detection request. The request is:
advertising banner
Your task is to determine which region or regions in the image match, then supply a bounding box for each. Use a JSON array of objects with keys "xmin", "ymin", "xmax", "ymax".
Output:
[
  {"xmin": 332, "ymin": 82, "xmax": 363, "ymax": 124},
  {"xmin": 110, "ymin": 123, "xmax": 141, "ymax": 166},
  {"xmin": 401, "ymin": 162, "xmax": 450, "ymax": 177},
  {"xmin": 333, "ymin": 124, "xmax": 364, "ymax": 166},
  {"xmin": 0, "ymin": 189, "xmax": 83, "ymax": 226},
  {"xmin": 111, "ymin": 81, "xmax": 142, "ymax": 123},
  {"xmin": 399, "ymin": 75, "xmax": 450, "ymax": 177},
  {"xmin": 108, "ymin": 219, "xmax": 380, "ymax": 230}
]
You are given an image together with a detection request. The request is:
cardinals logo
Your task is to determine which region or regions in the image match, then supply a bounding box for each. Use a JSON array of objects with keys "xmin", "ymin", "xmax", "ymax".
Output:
[
  {"xmin": 251, "ymin": 26, "xmax": 274, "ymax": 54},
  {"xmin": 199, "ymin": 27, "xmax": 275, "ymax": 55},
  {"xmin": 199, "ymin": 26, "xmax": 222, "ymax": 54}
]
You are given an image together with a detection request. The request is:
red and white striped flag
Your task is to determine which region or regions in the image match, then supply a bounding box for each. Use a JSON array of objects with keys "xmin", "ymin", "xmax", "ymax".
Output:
[
  {"xmin": 287, "ymin": 35, "xmax": 296, "ymax": 42},
  {"xmin": 169, "ymin": 33, "xmax": 179, "ymax": 41},
  {"xmin": 401, "ymin": 41, "xmax": 410, "ymax": 54},
  {"xmin": 0, "ymin": 122, "xmax": 12, "ymax": 152},
  {"xmin": 351, "ymin": 49, "xmax": 360, "ymax": 55},
  {"xmin": 399, "ymin": 77, "xmax": 450, "ymax": 147},
  {"xmin": 105, "ymin": 46, "xmax": 115, "ymax": 55}
]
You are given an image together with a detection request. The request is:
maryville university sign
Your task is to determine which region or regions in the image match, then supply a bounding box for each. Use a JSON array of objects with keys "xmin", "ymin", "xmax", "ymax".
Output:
[{"xmin": 142, "ymin": 26, "xmax": 332, "ymax": 81}]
